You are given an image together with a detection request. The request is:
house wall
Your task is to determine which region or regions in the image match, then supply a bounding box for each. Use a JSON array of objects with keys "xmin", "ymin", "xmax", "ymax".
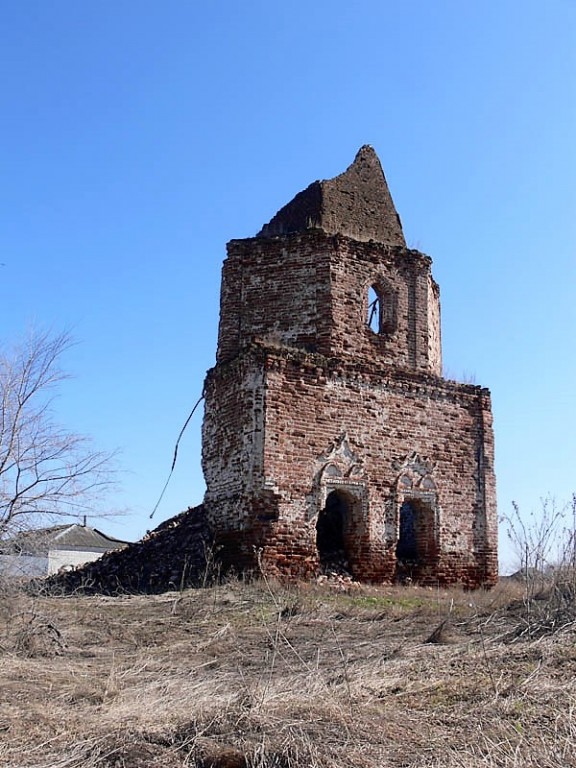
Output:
[
  {"xmin": 0, "ymin": 554, "xmax": 48, "ymax": 579},
  {"xmin": 47, "ymin": 549, "xmax": 110, "ymax": 575},
  {"xmin": 0, "ymin": 549, "xmax": 110, "ymax": 577}
]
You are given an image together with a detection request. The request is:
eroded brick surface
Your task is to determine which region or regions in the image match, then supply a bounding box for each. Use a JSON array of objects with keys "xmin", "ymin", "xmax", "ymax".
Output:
[
  {"xmin": 257, "ymin": 145, "xmax": 406, "ymax": 245},
  {"xmin": 203, "ymin": 147, "xmax": 497, "ymax": 587}
]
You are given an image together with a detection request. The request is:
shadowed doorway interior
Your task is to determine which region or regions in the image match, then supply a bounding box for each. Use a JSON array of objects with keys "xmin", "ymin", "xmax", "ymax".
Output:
[
  {"xmin": 396, "ymin": 499, "xmax": 437, "ymax": 574},
  {"xmin": 316, "ymin": 490, "xmax": 350, "ymax": 574},
  {"xmin": 396, "ymin": 500, "xmax": 418, "ymax": 561}
]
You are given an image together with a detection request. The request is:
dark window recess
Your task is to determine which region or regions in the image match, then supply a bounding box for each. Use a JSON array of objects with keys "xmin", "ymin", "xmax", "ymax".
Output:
[{"xmin": 396, "ymin": 501, "xmax": 418, "ymax": 560}]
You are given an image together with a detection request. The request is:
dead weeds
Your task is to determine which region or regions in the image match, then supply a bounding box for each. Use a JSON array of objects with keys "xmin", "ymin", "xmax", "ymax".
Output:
[{"xmin": 0, "ymin": 577, "xmax": 574, "ymax": 767}]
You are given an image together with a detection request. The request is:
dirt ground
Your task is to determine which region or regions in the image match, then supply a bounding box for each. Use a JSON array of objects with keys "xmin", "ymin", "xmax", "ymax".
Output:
[{"xmin": 0, "ymin": 577, "xmax": 574, "ymax": 767}]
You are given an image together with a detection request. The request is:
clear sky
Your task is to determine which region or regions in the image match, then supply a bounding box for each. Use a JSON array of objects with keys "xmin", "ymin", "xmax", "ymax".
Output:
[{"xmin": 2, "ymin": 1, "xmax": 575, "ymax": 572}]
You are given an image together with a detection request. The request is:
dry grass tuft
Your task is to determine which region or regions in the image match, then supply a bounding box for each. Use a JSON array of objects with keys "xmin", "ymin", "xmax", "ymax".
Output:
[{"xmin": 0, "ymin": 576, "xmax": 574, "ymax": 767}]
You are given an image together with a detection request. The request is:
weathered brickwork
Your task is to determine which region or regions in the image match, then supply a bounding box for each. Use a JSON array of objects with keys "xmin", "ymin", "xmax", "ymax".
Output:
[
  {"xmin": 218, "ymin": 233, "xmax": 442, "ymax": 375},
  {"xmin": 257, "ymin": 144, "xmax": 406, "ymax": 245},
  {"xmin": 202, "ymin": 146, "xmax": 497, "ymax": 586}
]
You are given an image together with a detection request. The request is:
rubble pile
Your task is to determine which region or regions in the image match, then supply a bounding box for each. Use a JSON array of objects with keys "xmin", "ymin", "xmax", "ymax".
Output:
[{"xmin": 45, "ymin": 505, "xmax": 214, "ymax": 595}]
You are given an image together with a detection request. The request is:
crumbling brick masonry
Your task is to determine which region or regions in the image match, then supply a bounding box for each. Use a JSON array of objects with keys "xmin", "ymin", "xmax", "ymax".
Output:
[{"xmin": 202, "ymin": 146, "xmax": 497, "ymax": 586}]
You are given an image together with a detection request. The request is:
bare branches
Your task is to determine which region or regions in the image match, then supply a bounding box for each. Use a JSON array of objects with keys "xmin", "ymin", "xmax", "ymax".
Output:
[
  {"xmin": 504, "ymin": 496, "xmax": 570, "ymax": 579},
  {"xmin": 502, "ymin": 496, "xmax": 576, "ymax": 639},
  {"xmin": 0, "ymin": 330, "xmax": 116, "ymax": 538}
]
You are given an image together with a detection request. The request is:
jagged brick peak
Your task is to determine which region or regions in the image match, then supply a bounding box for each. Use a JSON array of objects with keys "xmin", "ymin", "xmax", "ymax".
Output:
[{"xmin": 257, "ymin": 145, "xmax": 406, "ymax": 246}]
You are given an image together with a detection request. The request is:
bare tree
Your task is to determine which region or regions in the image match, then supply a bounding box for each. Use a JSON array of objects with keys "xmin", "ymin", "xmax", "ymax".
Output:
[{"xmin": 0, "ymin": 329, "xmax": 116, "ymax": 539}]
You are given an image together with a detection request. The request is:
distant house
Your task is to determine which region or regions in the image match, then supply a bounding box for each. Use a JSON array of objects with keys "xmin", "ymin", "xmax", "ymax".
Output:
[{"xmin": 0, "ymin": 523, "xmax": 130, "ymax": 579}]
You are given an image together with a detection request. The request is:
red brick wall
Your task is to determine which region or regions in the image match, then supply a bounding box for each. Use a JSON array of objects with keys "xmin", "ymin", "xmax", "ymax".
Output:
[
  {"xmin": 203, "ymin": 345, "xmax": 497, "ymax": 586},
  {"xmin": 203, "ymin": 222, "xmax": 496, "ymax": 587},
  {"xmin": 217, "ymin": 232, "xmax": 441, "ymax": 375}
]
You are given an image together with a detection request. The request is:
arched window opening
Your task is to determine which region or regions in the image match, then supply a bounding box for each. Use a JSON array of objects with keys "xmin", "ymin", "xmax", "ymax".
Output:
[
  {"xmin": 367, "ymin": 285, "xmax": 381, "ymax": 333},
  {"xmin": 316, "ymin": 490, "xmax": 349, "ymax": 572},
  {"xmin": 367, "ymin": 283, "xmax": 396, "ymax": 335}
]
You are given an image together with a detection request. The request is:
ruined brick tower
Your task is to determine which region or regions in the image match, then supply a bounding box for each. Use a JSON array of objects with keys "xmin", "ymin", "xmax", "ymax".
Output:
[{"xmin": 202, "ymin": 146, "xmax": 497, "ymax": 586}]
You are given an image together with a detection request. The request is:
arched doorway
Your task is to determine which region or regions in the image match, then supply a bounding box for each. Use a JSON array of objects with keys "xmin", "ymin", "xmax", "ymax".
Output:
[
  {"xmin": 396, "ymin": 500, "xmax": 418, "ymax": 560},
  {"xmin": 316, "ymin": 490, "xmax": 350, "ymax": 573}
]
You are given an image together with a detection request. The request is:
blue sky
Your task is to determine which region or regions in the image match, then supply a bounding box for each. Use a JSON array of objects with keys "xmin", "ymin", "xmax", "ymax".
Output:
[{"xmin": 2, "ymin": 1, "xmax": 575, "ymax": 572}]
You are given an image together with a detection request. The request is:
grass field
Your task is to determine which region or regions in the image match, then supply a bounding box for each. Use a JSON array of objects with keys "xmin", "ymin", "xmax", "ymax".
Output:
[{"xmin": 0, "ymin": 576, "xmax": 575, "ymax": 767}]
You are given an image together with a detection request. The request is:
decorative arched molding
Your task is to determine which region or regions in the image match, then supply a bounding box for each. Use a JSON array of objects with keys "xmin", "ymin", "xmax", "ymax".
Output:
[
  {"xmin": 393, "ymin": 451, "xmax": 436, "ymax": 494},
  {"xmin": 389, "ymin": 451, "xmax": 441, "ymax": 553},
  {"xmin": 399, "ymin": 474, "xmax": 413, "ymax": 490},
  {"xmin": 308, "ymin": 433, "xmax": 367, "ymax": 522},
  {"xmin": 317, "ymin": 432, "xmax": 364, "ymax": 479}
]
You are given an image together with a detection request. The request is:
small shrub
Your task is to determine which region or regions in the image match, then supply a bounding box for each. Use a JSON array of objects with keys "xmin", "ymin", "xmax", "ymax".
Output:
[{"xmin": 502, "ymin": 494, "xmax": 576, "ymax": 639}]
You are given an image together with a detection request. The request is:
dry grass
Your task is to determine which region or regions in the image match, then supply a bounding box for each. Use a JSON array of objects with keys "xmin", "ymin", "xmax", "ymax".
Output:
[{"xmin": 0, "ymin": 577, "xmax": 574, "ymax": 767}]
